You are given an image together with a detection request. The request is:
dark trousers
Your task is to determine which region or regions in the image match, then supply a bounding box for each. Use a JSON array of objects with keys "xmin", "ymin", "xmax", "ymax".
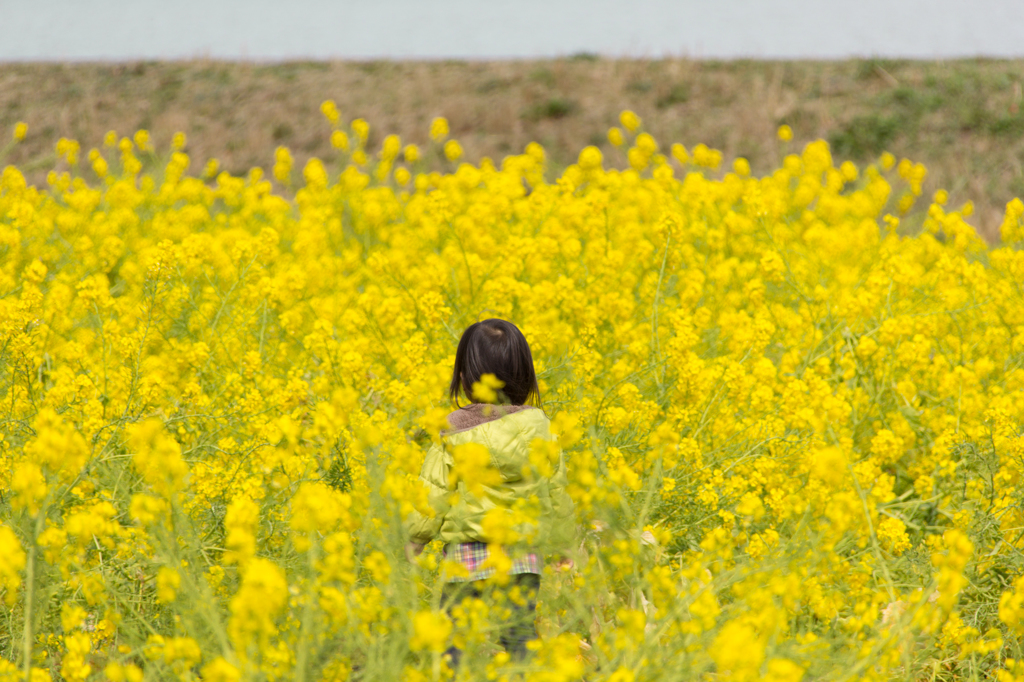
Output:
[{"xmin": 440, "ymin": 573, "xmax": 540, "ymax": 668}]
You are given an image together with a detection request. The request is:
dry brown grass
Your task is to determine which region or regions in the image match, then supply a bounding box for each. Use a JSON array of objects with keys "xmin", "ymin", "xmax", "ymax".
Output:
[{"xmin": 3, "ymin": 58, "xmax": 1024, "ymax": 240}]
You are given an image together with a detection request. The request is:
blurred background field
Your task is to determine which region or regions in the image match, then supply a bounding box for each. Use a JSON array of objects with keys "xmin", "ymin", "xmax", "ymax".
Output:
[{"xmin": 3, "ymin": 58, "xmax": 1024, "ymax": 242}]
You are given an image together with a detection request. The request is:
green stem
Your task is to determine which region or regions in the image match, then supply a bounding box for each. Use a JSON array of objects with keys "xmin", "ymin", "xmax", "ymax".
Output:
[
  {"xmin": 295, "ymin": 539, "xmax": 318, "ymax": 682},
  {"xmin": 21, "ymin": 547, "xmax": 33, "ymax": 682},
  {"xmin": 22, "ymin": 513, "xmax": 43, "ymax": 682},
  {"xmin": 848, "ymin": 462, "xmax": 897, "ymax": 601}
]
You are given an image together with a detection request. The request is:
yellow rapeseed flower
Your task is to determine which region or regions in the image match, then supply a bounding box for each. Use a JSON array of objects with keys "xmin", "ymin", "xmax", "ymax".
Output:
[
  {"xmin": 351, "ymin": 118, "xmax": 370, "ymax": 145},
  {"xmin": 273, "ymin": 146, "xmax": 293, "ymax": 185},
  {"xmin": 133, "ymin": 129, "xmax": 150, "ymax": 151},
  {"xmin": 330, "ymin": 129, "xmax": 349, "ymax": 151},
  {"xmin": 410, "ymin": 611, "xmax": 452, "ymax": 652},
  {"xmin": 578, "ymin": 145, "xmax": 603, "ymax": 171},
  {"xmin": 0, "ymin": 527, "xmax": 26, "ymax": 606},
  {"xmin": 443, "ymin": 139, "xmax": 463, "ymax": 162},
  {"xmin": 156, "ymin": 567, "xmax": 180, "ymax": 603},
  {"xmin": 619, "ymin": 109, "xmax": 641, "ymax": 132},
  {"xmin": 450, "ymin": 442, "xmax": 502, "ymax": 498},
  {"xmin": 430, "ymin": 116, "xmax": 449, "ymax": 141},
  {"xmin": 320, "ymin": 99, "xmax": 340, "ymax": 126},
  {"xmin": 403, "ymin": 143, "xmax": 420, "ymax": 162}
]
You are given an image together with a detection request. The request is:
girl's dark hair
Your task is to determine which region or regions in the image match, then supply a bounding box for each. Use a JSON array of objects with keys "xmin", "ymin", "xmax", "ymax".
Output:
[{"xmin": 448, "ymin": 319, "xmax": 540, "ymax": 406}]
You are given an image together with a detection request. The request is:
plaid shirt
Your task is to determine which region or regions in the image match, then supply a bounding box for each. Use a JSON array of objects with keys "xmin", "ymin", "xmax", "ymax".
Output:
[{"xmin": 443, "ymin": 542, "xmax": 541, "ymax": 583}]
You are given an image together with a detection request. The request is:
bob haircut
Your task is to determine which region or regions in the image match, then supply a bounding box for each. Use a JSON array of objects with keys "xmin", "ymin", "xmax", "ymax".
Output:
[{"xmin": 448, "ymin": 319, "xmax": 540, "ymax": 406}]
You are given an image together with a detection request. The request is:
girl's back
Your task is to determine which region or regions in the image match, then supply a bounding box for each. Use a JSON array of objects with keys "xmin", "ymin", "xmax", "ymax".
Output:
[{"xmin": 409, "ymin": 403, "xmax": 573, "ymax": 554}]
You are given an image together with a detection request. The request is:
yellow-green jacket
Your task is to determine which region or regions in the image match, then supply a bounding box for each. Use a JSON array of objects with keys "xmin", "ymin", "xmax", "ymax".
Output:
[{"xmin": 405, "ymin": 405, "xmax": 575, "ymax": 554}]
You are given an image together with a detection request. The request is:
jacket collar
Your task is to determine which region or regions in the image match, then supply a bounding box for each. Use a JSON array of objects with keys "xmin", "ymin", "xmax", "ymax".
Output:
[{"xmin": 443, "ymin": 403, "xmax": 536, "ymax": 436}]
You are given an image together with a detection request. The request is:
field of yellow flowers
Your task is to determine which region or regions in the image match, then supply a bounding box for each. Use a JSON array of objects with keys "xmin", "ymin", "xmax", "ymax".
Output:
[{"xmin": 2, "ymin": 106, "xmax": 1024, "ymax": 682}]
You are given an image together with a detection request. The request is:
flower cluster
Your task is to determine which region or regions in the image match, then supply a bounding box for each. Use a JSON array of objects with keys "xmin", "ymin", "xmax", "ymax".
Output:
[{"xmin": 1, "ymin": 110, "xmax": 1024, "ymax": 680}]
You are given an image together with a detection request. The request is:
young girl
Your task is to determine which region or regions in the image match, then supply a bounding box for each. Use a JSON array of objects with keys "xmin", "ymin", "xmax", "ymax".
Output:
[{"xmin": 405, "ymin": 318, "xmax": 575, "ymax": 666}]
